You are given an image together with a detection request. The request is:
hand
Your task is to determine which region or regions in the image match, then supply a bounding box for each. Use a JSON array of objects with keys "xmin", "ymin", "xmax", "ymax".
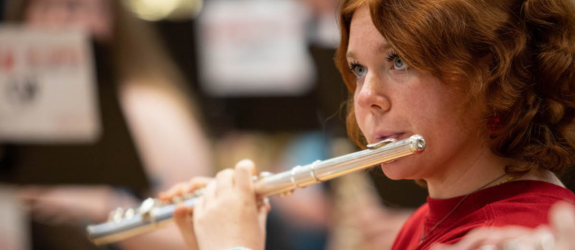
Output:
[
  {"xmin": 160, "ymin": 159, "xmax": 270, "ymax": 250},
  {"xmin": 159, "ymin": 176, "xmax": 213, "ymax": 250},
  {"xmin": 431, "ymin": 201, "xmax": 575, "ymax": 250},
  {"xmin": 18, "ymin": 185, "xmax": 130, "ymax": 225}
]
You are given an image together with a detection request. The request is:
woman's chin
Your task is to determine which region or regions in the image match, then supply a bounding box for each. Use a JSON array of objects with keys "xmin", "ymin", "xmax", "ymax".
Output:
[{"xmin": 379, "ymin": 160, "xmax": 419, "ymax": 180}]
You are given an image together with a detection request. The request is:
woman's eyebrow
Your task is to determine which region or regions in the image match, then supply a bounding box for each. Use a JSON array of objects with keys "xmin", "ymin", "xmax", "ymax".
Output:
[
  {"xmin": 378, "ymin": 43, "xmax": 392, "ymax": 54},
  {"xmin": 346, "ymin": 43, "xmax": 393, "ymax": 60},
  {"xmin": 346, "ymin": 50, "xmax": 356, "ymax": 60}
]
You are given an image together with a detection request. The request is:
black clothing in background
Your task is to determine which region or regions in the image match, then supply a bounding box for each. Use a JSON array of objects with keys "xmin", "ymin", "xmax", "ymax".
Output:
[{"xmin": 0, "ymin": 42, "xmax": 149, "ymax": 191}]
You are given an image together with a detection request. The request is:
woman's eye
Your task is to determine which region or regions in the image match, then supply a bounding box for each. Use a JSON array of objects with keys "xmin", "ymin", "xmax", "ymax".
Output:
[
  {"xmin": 393, "ymin": 57, "xmax": 407, "ymax": 70},
  {"xmin": 349, "ymin": 63, "xmax": 367, "ymax": 78},
  {"xmin": 386, "ymin": 52, "xmax": 409, "ymax": 71}
]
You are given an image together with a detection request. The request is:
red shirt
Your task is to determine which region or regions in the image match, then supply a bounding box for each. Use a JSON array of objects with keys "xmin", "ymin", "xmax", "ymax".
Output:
[{"xmin": 392, "ymin": 180, "xmax": 575, "ymax": 250}]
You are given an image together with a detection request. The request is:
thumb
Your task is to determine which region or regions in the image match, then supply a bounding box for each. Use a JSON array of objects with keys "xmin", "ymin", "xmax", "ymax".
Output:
[
  {"xmin": 174, "ymin": 204, "xmax": 199, "ymax": 250},
  {"xmin": 257, "ymin": 198, "xmax": 271, "ymax": 230}
]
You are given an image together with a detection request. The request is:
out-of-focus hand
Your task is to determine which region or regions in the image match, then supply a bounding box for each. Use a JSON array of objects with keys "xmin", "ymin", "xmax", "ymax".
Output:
[
  {"xmin": 160, "ymin": 159, "xmax": 270, "ymax": 250},
  {"xmin": 18, "ymin": 185, "xmax": 128, "ymax": 225},
  {"xmin": 431, "ymin": 201, "xmax": 575, "ymax": 250},
  {"xmin": 549, "ymin": 201, "xmax": 575, "ymax": 250}
]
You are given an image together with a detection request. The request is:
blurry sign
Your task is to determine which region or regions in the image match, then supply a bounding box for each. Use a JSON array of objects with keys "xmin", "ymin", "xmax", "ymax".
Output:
[
  {"xmin": 0, "ymin": 26, "xmax": 101, "ymax": 143},
  {"xmin": 197, "ymin": 0, "xmax": 315, "ymax": 96}
]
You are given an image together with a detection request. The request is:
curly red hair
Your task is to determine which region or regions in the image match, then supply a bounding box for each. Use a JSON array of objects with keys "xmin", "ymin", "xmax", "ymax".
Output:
[{"xmin": 336, "ymin": 0, "xmax": 575, "ymax": 174}]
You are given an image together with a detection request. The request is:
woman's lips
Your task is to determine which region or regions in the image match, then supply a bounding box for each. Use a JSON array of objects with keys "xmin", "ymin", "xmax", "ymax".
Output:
[
  {"xmin": 374, "ymin": 132, "xmax": 406, "ymax": 143},
  {"xmin": 372, "ymin": 133, "xmax": 405, "ymax": 164}
]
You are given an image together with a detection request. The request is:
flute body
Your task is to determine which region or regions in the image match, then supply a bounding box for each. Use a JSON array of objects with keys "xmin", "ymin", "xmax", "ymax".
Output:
[{"xmin": 86, "ymin": 134, "xmax": 426, "ymax": 245}]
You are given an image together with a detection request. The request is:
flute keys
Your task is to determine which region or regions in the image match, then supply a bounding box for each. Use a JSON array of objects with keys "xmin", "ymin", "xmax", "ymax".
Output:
[
  {"xmin": 109, "ymin": 208, "xmax": 124, "ymax": 223},
  {"xmin": 279, "ymin": 190, "xmax": 295, "ymax": 197},
  {"xmin": 193, "ymin": 189, "xmax": 204, "ymax": 197},
  {"xmin": 172, "ymin": 196, "xmax": 184, "ymax": 204},
  {"xmin": 259, "ymin": 171, "xmax": 273, "ymax": 179},
  {"xmin": 183, "ymin": 192, "xmax": 195, "ymax": 200},
  {"xmin": 138, "ymin": 198, "xmax": 156, "ymax": 214},
  {"xmin": 124, "ymin": 208, "xmax": 135, "ymax": 219}
]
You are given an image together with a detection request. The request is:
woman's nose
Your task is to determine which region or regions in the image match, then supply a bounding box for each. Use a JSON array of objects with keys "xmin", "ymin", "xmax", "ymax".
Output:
[{"xmin": 355, "ymin": 74, "xmax": 391, "ymax": 113}]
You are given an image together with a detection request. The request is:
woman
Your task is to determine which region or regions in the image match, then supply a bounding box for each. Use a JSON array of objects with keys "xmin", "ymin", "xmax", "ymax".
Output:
[{"xmin": 161, "ymin": 0, "xmax": 575, "ymax": 249}]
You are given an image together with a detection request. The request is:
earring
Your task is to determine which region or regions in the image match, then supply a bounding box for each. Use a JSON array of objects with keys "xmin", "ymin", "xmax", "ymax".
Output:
[{"xmin": 488, "ymin": 115, "xmax": 501, "ymax": 137}]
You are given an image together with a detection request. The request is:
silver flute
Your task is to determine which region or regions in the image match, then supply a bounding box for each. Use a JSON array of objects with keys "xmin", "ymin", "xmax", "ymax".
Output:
[{"xmin": 86, "ymin": 134, "xmax": 426, "ymax": 245}]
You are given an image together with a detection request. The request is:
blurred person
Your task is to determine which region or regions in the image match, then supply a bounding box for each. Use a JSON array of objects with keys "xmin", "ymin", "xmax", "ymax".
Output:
[
  {"xmin": 2, "ymin": 0, "xmax": 213, "ymax": 249},
  {"xmin": 160, "ymin": 0, "xmax": 575, "ymax": 250}
]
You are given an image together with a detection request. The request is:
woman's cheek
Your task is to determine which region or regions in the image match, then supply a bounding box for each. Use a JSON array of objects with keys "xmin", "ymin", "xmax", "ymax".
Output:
[{"xmin": 354, "ymin": 104, "xmax": 369, "ymax": 137}]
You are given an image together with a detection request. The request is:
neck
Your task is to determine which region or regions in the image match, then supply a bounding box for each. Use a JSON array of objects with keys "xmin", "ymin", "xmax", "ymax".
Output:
[{"xmin": 425, "ymin": 143, "xmax": 512, "ymax": 199}]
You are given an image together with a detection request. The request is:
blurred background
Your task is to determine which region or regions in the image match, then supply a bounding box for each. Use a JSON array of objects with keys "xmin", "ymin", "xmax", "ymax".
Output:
[{"xmin": 4, "ymin": 0, "xmax": 562, "ymax": 249}]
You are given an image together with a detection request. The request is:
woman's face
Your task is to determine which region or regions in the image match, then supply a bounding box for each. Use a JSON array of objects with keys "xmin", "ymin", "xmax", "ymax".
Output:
[
  {"xmin": 348, "ymin": 6, "xmax": 485, "ymax": 180},
  {"xmin": 24, "ymin": 0, "xmax": 113, "ymax": 41}
]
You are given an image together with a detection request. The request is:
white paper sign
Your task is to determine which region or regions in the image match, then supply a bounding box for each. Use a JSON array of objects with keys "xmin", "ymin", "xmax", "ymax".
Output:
[
  {"xmin": 197, "ymin": 0, "xmax": 316, "ymax": 96},
  {"xmin": 0, "ymin": 26, "xmax": 101, "ymax": 143}
]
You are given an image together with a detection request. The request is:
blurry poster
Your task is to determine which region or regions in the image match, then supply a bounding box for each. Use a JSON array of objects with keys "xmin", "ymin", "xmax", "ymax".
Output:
[
  {"xmin": 0, "ymin": 26, "xmax": 101, "ymax": 143},
  {"xmin": 197, "ymin": 0, "xmax": 316, "ymax": 96}
]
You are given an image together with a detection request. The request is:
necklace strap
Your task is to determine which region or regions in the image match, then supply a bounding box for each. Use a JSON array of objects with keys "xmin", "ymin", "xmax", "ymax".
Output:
[{"xmin": 419, "ymin": 173, "xmax": 509, "ymax": 244}]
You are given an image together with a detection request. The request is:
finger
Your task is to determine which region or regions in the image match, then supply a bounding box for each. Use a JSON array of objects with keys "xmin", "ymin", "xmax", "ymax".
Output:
[
  {"xmin": 235, "ymin": 159, "xmax": 256, "ymax": 192},
  {"xmin": 461, "ymin": 227, "xmax": 533, "ymax": 250},
  {"xmin": 450, "ymin": 228, "xmax": 498, "ymax": 250},
  {"xmin": 159, "ymin": 183, "xmax": 189, "ymax": 201},
  {"xmin": 186, "ymin": 177, "xmax": 213, "ymax": 193},
  {"xmin": 257, "ymin": 197, "xmax": 271, "ymax": 212},
  {"xmin": 215, "ymin": 169, "xmax": 235, "ymax": 196},
  {"xmin": 174, "ymin": 204, "xmax": 191, "ymax": 230},
  {"xmin": 257, "ymin": 199, "xmax": 271, "ymax": 230},
  {"xmin": 530, "ymin": 228, "xmax": 555, "ymax": 250},
  {"xmin": 497, "ymin": 236, "xmax": 537, "ymax": 250},
  {"xmin": 174, "ymin": 204, "xmax": 199, "ymax": 249}
]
